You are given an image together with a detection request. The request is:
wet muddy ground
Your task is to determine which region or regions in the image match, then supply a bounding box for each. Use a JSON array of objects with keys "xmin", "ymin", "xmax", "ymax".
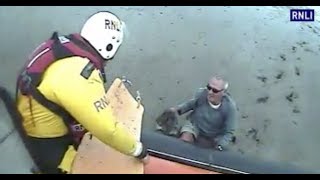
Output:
[{"xmin": 1, "ymin": 6, "xmax": 320, "ymax": 173}]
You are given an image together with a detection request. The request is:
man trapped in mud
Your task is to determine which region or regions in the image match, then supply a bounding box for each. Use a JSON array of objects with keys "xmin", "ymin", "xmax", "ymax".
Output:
[{"xmin": 170, "ymin": 76, "xmax": 237, "ymax": 151}]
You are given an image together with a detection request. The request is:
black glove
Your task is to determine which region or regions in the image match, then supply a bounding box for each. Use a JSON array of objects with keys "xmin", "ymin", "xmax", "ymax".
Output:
[{"xmin": 215, "ymin": 145, "xmax": 223, "ymax": 151}]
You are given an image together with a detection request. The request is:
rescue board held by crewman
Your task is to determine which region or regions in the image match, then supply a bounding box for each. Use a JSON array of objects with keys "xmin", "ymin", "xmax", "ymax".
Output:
[{"xmin": 71, "ymin": 77, "xmax": 144, "ymax": 174}]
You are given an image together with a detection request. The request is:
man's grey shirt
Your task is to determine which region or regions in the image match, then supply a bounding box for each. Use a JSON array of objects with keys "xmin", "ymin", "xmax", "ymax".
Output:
[{"xmin": 177, "ymin": 88, "xmax": 237, "ymax": 147}]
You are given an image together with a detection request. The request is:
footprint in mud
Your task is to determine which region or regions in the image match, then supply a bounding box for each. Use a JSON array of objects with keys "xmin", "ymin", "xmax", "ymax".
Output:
[
  {"xmin": 275, "ymin": 70, "xmax": 285, "ymax": 80},
  {"xmin": 297, "ymin": 41, "xmax": 308, "ymax": 47},
  {"xmin": 246, "ymin": 128, "xmax": 257, "ymax": 138},
  {"xmin": 241, "ymin": 114, "xmax": 249, "ymax": 119},
  {"xmin": 192, "ymin": 56, "xmax": 196, "ymax": 60},
  {"xmin": 279, "ymin": 54, "xmax": 286, "ymax": 61},
  {"xmin": 312, "ymin": 29, "xmax": 318, "ymax": 34},
  {"xmin": 246, "ymin": 128, "xmax": 261, "ymax": 145},
  {"xmin": 256, "ymin": 96, "xmax": 269, "ymax": 104},
  {"xmin": 286, "ymin": 91, "xmax": 299, "ymax": 103},
  {"xmin": 295, "ymin": 66, "xmax": 301, "ymax": 76},
  {"xmin": 304, "ymin": 48, "xmax": 314, "ymax": 53},
  {"xmin": 292, "ymin": 46, "xmax": 297, "ymax": 53},
  {"xmin": 293, "ymin": 106, "xmax": 301, "ymax": 113},
  {"xmin": 256, "ymin": 75, "xmax": 267, "ymax": 83},
  {"xmin": 307, "ymin": 25, "xmax": 320, "ymax": 34}
]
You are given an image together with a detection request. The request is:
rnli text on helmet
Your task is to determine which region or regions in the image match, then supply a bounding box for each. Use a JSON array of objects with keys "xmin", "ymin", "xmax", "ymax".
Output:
[{"xmin": 105, "ymin": 19, "xmax": 120, "ymax": 31}]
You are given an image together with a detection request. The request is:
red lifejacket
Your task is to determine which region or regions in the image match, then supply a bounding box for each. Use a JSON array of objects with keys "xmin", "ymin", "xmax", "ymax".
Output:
[{"xmin": 16, "ymin": 32, "xmax": 106, "ymax": 148}]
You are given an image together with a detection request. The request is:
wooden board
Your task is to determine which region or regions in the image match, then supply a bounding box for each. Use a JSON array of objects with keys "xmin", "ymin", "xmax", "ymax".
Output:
[{"xmin": 71, "ymin": 78, "xmax": 144, "ymax": 174}]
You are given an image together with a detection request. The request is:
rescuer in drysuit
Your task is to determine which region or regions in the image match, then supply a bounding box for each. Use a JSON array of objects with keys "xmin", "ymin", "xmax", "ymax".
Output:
[{"xmin": 15, "ymin": 11, "xmax": 149, "ymax": 174}]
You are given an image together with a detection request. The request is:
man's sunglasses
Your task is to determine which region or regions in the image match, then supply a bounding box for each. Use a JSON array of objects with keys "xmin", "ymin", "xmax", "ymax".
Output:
[{"xmin": 207, "ymin": 84, "xmax": 224, "ymax": 93}]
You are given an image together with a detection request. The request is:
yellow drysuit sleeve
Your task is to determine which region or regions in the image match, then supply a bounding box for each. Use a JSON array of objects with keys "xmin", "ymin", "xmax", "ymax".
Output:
[{"xmin": 44, "ymin": 57, "xmax": 139, "ymax": 156}]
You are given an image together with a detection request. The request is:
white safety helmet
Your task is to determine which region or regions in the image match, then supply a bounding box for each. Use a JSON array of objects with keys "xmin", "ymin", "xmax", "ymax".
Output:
[{"xmin": 80, "ymin": 11, "xmax": 126, "ymax": 60}]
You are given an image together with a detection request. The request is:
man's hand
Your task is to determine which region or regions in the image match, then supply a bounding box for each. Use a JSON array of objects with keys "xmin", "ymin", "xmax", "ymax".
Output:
[
  {"xmin": 169, "ymin": 107, "xmax": 180, "ymax": 116},
  {"xmin": 169, "ymin": 107, "xmax": 177, "ymax": 113}
]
